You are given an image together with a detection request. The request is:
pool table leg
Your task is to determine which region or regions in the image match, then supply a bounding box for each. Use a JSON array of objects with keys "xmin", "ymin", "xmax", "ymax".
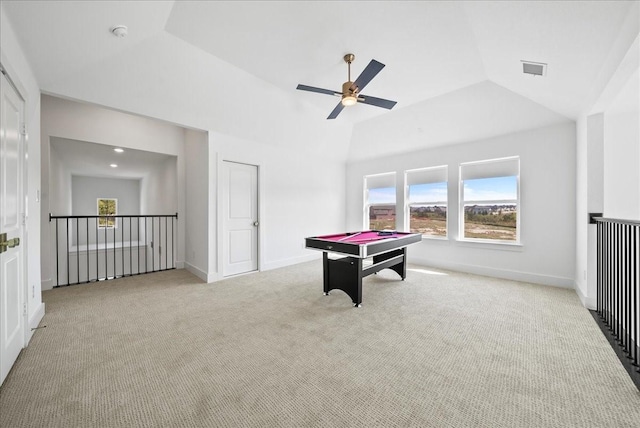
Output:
[
  {"xmin": 353, "ymin": 257, "xmax": 363, "ymax": 307},
  {"xmin": 323, "ymin": 252, "xmax": 330, "ymax": 295},
  {"xmin": 322, "ymin": 252, "xmax": 363, "ymax": 307},
  {"xmin": 386, "ymin": 247, "xmax": 407, "ymax": 280}
]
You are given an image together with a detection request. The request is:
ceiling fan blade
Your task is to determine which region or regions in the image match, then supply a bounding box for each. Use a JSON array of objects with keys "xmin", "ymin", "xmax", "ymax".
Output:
[
  {"xmin": 358, "ymin": 94, "xmax": 397, "ymax": 110},
  {"xmin": 327, "ymin": 102, "xmax": 344, "ymax": 120},
  {"xmin": 296, "ymin": 84, "xmax": 339, "ymax": 96},
  {"xmin": 349, "ymin": 59, "xmax": 385, "ymax": 93}
]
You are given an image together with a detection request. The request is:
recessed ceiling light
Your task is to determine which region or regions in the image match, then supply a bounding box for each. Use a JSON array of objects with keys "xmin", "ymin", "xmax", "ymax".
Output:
[
  {"xmin": 110, "ymin": 164, "xmax": 118, "ymax": 168},
  {"xmin": 113, "ymin": 148, "xmax": 124, "ymax": 153}
]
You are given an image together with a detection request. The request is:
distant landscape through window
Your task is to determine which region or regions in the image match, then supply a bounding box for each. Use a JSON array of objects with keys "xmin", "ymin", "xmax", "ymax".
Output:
[{"xmin": 462, "ymin": 176, "xmax": 517, "ymax": 241}]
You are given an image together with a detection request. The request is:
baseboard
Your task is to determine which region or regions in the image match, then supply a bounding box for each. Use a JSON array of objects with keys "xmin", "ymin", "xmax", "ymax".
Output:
[
  {"xmin": 410, "ymin": 257, "xmax": 574, "ymax": 288},
  {"xmin": 575, "ymin": 283, "xmax": 597, "ymax": 310},
  {"xmin": 176, "ymin": 261, "xmax": 185, "ymax": 269},
  {"xmin": 184, "ymin": 262, "xmax": 213, "ymax": 283},
  {"xmin": 26, "ymin": 302, "xmax": 45, "ymax": 345},
  {"xmin": 261, "ymin": 253, "xmax": 321, "ymax": 271},
  {"xmin": 41, "ymin": 278, "xmax": 54, "ymax": 291}
]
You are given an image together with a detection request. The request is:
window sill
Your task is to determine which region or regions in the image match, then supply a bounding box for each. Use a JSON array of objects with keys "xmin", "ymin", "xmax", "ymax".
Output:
[
  {"xmin": 455, "ymin": 239, "xmax": 523, "ymax": 252},
  {"xmin": 421, "ymin": 235, "xmax": 449, "ymax": 242}
]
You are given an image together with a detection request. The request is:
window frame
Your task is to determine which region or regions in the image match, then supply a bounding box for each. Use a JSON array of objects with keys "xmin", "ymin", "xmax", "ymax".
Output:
[
  {"xmin": 405, "ymin": 166, "xmax": 448, "ymax": 239},
  {"xmin": 97, "ymin": 197, "xmax": 118, "ymax": 229},
  {"xmin": 363, "ymin": 172, "xmax": 396, "ymax": 231},
  {"xmin": 459, "ymin": 157, "xmax": 520, "ymax": 244}
]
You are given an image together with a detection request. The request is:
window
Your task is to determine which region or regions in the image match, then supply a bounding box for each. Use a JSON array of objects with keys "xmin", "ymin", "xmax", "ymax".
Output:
[
  {"xmin": 97, "ymin": 198, "xmax": 117, "ymax": 228},
  {"xmin": 460, "ymin": 157, "xmax": 519, "ymax": 242},
  {"xmin": 406, "ymin": 166, "xmax": 448, "ymax": 238},
  {"xmin": 364, "ymin": 173, "xmax": 396, "ymax": 230}
]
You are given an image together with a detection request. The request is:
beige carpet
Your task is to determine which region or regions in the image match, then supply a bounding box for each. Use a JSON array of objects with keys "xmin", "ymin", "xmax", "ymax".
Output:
[{"xmin": 1, "ymin": 262, "xmax": 639, "ymax": 427}]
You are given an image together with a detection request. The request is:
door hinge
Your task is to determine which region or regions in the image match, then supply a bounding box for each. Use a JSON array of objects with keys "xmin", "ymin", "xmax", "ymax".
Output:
[
  {"xmin": 23, "ymin": 303, "xmax": 27, "ymax": 316},
  {"xmin": 20, "ymin": 123, "xmax": 27, "ymax": 136},
  {"xmin": 22, "ymin": 213, "xmax": 26, "ymax": 226}
]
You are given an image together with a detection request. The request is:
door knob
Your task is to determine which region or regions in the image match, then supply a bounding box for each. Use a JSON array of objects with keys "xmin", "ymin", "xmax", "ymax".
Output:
[
  {"xmin": 0, "ymin": 233, "xmax": 19, "ymax": 254},
  {"xmin": 253, "ymin": 221, "xmax": 259, "ymax": 227}
]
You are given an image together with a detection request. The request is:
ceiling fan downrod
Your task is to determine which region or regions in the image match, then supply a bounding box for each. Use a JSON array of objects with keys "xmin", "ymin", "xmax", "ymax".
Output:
[{"xmin": 344, "ymin": 53, "xmax": 355, "ymax": 82}]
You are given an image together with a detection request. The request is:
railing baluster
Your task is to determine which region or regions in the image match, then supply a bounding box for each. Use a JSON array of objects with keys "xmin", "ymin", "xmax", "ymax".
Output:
[
  {"xmin": 113, "ymin": 224, "xmax": 116, "ymax": 279},
  {"xmin": 75, "ymin": 218, "xmax": 79, "ymax": 284},
  {"xmin": 137, "ymin": 217, "xmax": 141, "ymax": 275},
  {"xmin": 121, "ymin": 217, "xmax": 125, "ymax": 277},
  {"xmin": 172, "ymin": 215, "xmax": 175, "ymax": 269},
  {"xmin": 106, "ymin": 220, "xmax": 109, "ymax": 279},
  {"xmin": 626, "ymin": 224, "xmax": 631, "ymax": 353},
  {"xmin": 55, "ymin": 218, "xmax": 59, "ymax": 287},
  {"xmin": 95, "ymin": 217, "xmax": 98, "ymax": 282},
  {"xmin": 86, "ymin": 218, "xmax": 89, "ymax": 283},
  {"xmin": 66, "ymin": 217, "xmax": 69, "ymax": 287},
  {"xmin": 129, "ymin": 216, "xmax": 132, "ymax": 276},
  {"xmin": 145, "ymin": 217, "xmax": 148, "ymax": 273}
]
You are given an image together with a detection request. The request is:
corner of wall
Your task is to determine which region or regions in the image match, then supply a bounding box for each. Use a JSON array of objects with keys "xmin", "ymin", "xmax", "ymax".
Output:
[{"xmin": 575, "ymin": 281, "xmax": 597, "ymax": 310}]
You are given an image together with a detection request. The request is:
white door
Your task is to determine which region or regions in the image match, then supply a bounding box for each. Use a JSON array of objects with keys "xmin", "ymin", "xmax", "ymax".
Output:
[
  {"xmin": 0, "ymin": 70, "xmax": 25, "ymax": 385},
  {"xmin": 222, "ymin": 161, "xmax": 258, "ymax": 276}
]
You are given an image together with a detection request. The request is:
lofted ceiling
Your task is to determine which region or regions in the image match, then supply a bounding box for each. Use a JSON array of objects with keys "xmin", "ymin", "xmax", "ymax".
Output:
[{"xmin": 2, "ymin": 1, "xmax": 637, "ymax": 160}]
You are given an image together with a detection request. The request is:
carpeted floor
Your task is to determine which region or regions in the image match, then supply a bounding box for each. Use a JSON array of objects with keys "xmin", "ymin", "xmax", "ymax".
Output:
[{"xmin": 1, "ymin": 262, "xmax": 639, "ymax": 427}]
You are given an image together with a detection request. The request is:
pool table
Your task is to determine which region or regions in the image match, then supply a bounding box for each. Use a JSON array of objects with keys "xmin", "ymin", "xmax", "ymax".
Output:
[{"xmin": 305, "ymin": 231, "xmax": 422, "ymax": 307}]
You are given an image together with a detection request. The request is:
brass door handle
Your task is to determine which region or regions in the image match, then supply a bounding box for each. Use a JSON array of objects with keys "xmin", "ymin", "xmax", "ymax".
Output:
[{"xmin": 0, "ymin": 233, "xmax": 19, "ymax": 254}]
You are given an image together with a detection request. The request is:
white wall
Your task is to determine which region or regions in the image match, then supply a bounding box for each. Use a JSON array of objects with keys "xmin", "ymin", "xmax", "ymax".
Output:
[
  {"xmin": 40, "ymin": 95, "xmax": 188, "ymax": 289},
  {"xmin": 603, "ymin": 68, "xmax": 640, "ymax": 220},
  {"xmin": 184, "ymin": 129, "xmax": 209, "ymax": 280},
  {"xmin": 72, "ymin": 176, "xmax": 141, "ymax": 217},
  {"xmin": 347, "ymin": 122, "xmax": 576, "ymax": 287},
  {"xmin": 575, "ymin": 114, "xmax": 605, "ymax": 308},
  {"xmin": 140, "ymin": 157, "xmax": 177, "ymax": 215},
  {"xmin": 0, "ymin": 3, "xmax": 44, "ymax": 338}
]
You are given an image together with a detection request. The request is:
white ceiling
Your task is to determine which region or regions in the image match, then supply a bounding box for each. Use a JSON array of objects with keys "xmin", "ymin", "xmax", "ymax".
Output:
[
  {"xmin": 3, "ymin": 1, "xmax": 637, "ymax": 159},
  {"xmin": 50, "ymin": 137, "xmax": 175, "ymax": 179}
]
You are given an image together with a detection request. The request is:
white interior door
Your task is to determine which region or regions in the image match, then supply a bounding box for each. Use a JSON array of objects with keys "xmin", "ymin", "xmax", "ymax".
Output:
[
  {"xmin": 0, "ymin": 70, "xmax": 25, "ymax": 385},
  {"xmin": 222, "ymin": 161, "xmax": 258, "ymax": 277}
]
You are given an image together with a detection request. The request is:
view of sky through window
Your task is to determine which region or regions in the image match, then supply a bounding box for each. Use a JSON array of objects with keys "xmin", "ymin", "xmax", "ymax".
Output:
[
  {"xmin": 464, "ymin": 176, "xmax": 517, "ymax": 201},
  {"xmin": 368, "ymin": 187, "xmax": 396, "ymax": 204},
  {"xmin": 409, "ymin": 182, "xmax": 447, "ymax": 202}
]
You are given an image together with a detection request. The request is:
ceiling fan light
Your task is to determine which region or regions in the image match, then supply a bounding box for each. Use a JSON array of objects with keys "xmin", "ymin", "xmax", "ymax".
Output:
[{"xmin": 341, "ymin": 95, "xmax": 357, "ymax": 106}]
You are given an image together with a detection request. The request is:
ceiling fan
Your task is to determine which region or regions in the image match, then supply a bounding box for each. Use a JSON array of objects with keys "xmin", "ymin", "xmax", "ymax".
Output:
[{"xmin": 296, "ymin": 54, "xmax": 397, "ymax": 119}]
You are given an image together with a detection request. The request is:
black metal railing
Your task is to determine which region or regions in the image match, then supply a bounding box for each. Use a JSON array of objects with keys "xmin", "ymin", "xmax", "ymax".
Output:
[
  {"xmin": 49, "ymin": 214, "xmax": 178, "ymax": 287},
  {"xmin": 594, "ymin": 217, "xmax": 639, "ymax": 385}
]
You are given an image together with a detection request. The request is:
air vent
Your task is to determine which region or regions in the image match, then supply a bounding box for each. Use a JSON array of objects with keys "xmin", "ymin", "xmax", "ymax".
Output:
[{"xmin": 521, "ymin": 60, "xmax": 547, "ymax": 76}]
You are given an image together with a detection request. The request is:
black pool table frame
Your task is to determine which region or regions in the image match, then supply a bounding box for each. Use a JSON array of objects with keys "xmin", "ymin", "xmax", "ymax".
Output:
[{"xmin": 305, "ymin": 232, "xmax": 422, "ymax": 307}]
